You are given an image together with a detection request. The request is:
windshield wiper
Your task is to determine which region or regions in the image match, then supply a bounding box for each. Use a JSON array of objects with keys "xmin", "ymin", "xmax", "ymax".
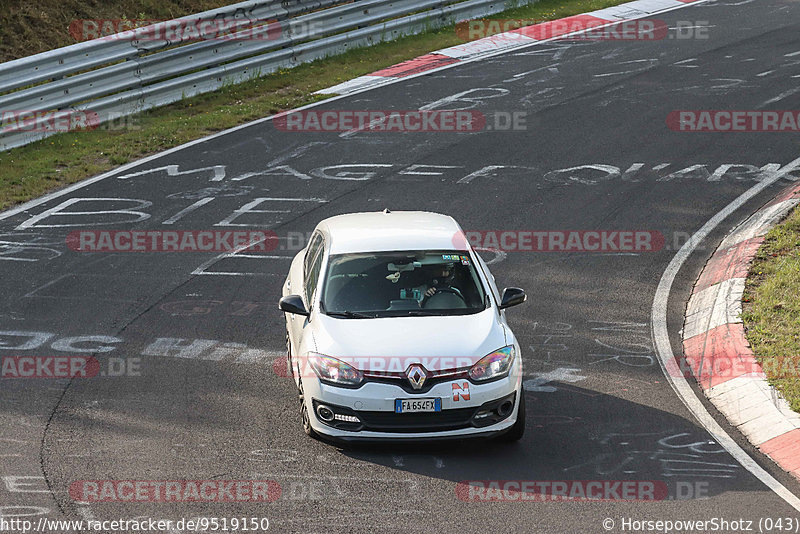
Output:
[
  {"xmin": 325, "ymin": 310, "xmax": 376, "ymax": 319},
  {"xmin": 403, "ymin": 309, "xmax": 478, "ymax": 316}
]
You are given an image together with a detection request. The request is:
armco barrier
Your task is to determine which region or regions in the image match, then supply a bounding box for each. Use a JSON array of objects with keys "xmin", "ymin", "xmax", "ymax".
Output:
[{"xmin": 0, "ymin": 0, "xmax": 528, "ymax": 151}]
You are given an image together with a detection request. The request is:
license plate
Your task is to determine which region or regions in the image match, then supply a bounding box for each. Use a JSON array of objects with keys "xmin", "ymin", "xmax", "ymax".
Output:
[{"xmin": 395, "ymin": 398, "xmax": 442, "ymax": 413}]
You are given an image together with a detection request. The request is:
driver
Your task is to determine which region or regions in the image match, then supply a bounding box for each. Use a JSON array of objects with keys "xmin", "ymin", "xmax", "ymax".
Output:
[{"xmin": 421, "ymin": 262, "xmax": 462, "ymax": 299}]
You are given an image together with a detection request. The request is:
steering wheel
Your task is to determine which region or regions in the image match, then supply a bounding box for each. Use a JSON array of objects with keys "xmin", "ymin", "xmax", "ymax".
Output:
[{"xmin": 421, "ymin": 287, "xmax": 466, "ymax": 308}]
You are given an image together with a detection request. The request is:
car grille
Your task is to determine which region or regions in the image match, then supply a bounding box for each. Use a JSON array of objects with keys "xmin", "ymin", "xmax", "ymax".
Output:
[
  {"xmin": 355, "ymin": 407, "xmax": 477, "ymax": 433},
  {"xmin": 362, "ymin": 370, "xmax": 469, "ymax": 394}
]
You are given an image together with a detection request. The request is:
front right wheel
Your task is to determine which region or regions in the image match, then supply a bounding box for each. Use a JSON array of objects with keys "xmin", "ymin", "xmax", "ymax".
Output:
[{"xmin": 298, "ymin": 379, "xmax": 318, "ymax": 438}]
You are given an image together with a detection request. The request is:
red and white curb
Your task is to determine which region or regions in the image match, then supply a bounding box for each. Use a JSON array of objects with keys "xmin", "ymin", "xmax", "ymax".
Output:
[
  {"xmin": 681, "ymin": 182, "xmax": 800, "ymax": 480},
  {"xmin": 316, "ymin": 0, "xmax": 703, "ymax": 95}
]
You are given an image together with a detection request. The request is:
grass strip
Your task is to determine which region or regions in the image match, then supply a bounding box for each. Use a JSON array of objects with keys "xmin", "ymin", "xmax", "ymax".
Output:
[{"xmin": 742, "ymin": 203, "xmax": 800, "ymax": 412}]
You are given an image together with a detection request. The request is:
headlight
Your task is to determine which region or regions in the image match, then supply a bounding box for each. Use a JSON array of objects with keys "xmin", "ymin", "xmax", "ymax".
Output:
[
  {"xmin": 306, "ymin": 352, "xmax": 363, "ymax": 387},
  {"xmin": 469, "ymin": 346, "xmax": 515, "ymax": 382}
]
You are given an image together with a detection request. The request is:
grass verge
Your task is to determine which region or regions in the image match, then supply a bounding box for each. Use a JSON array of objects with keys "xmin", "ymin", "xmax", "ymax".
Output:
[
  {"xmin": 0, "ymin": 0, "xmax": 629, "ymax": 211},
  {"xmin": 742, "ymin": 203, "xmax": 800, "ymax": 412}
]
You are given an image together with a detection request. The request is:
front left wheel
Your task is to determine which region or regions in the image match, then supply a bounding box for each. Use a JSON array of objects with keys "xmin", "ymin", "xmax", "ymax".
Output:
[{"xmin": 498, "ymin": 392, "xmax": 526, "ymax": 442}]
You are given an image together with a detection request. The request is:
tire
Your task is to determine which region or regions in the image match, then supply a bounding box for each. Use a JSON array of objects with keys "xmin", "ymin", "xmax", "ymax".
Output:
[
  {"xmin": 298, "ymin": 378, "xmax": 318, "ymax": 438},
  {"xmin": 289, "ymin": 333, "xmax": 319, "ymax": 439},
  {"xmin": 498, "ymin": 392, "xmax": 525, "ymax": 442}
]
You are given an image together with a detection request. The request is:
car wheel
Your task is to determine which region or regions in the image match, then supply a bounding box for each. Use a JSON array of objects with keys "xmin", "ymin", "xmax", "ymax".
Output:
[
  {"xmin": 298, "ymin": 379, "xmax": 318, "ymax": 438},
  {"xmin": 498, "ymin": 392, "xmax": 525, "ymax": 442}
]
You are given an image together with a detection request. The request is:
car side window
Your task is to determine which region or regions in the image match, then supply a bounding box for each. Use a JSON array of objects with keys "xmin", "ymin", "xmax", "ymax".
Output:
[
  {"xmin": 474, "ymin": 251, "xmax": 501, "ymax": 305},
  {"xmin": 304, "ymin": 233, "xmax": 323, "ymax": 275},
  {"xmin": 304, "ymin": 248, "xmax": 324, "ymax": 305},
  {"xmin": 304, "ymin": 234, "xmax": 325, "ymax": 305}
]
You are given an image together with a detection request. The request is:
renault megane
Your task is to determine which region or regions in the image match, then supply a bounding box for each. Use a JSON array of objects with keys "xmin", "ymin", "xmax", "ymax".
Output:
[{"xmin": 279, "ymin": 211, "xmax": 526, "ymax": 441}]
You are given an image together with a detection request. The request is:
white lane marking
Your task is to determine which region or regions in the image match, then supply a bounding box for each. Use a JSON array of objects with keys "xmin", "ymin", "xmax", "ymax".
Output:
[
  {"xmin": 213, "ymin": 197, "xmax": 326, "ymax": 228},
  {"xmin": 190, "ymin": 228, "xmax": 294, "ymax": 276},
  {"xmin": 593, "ymin": 59, "xmax": 658, "ymax": 77},
  {"xmin": 163, "ymin": 197, "xmax": 215, "ymax": 224},
  {"xmin": 457, "ymin": 165, "xmax": 509, "ymax": 184},
  {"xmin": 718, "ymin": 199, "xmax": 800, "ymax": 249},
  {"xmin": 502, "ymin": 64, "xmax": 559, "ymax": 83},
  {"xmin": 16, "ymin": 198, "xmax": 152, "ymax": 230},
  {"xmin": 474, "ymin": 247, "xmax": 506, "ymax": 265},
  {"xmin": 785, "ymin": 50, "xmax": 800, "ymax": 57},
  {"xmin": 651, "ymin": 155, "xmax": 800, "ymax": 512},
  {"xmin": 760, "ymin": 87, "xmax": 800, "ymax": 108},
  {"xmin": 399, "ymin": 164, "xmax": 461, "ymax": 176},
  {"xmin": 116, "ymin": 165, "xmax": 227, "ymax": 181},
  {"xmin": 524, "ymin": 367, "xmax": 586, "ymax": 392},
  {"xmin": 0, "ymin": 0, "xmax": 715, "ymax": 225}
]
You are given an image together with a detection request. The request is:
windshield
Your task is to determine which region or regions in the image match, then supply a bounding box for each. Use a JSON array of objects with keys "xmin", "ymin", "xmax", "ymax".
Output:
[{"xmin": 320, "ymin": 250, "xmax": 488, "ymax": 317}]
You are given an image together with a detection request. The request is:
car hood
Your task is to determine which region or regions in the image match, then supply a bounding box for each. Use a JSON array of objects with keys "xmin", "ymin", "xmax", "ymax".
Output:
[{"xmin": 312, "ymin": 308, "xmax": 507, "ymax": 371}]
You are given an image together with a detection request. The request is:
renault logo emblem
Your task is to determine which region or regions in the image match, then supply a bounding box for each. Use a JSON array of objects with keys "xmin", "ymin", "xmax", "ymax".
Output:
[{"xmin": 405, "ymin": 364, "xmax": 428, "ymax": 390}]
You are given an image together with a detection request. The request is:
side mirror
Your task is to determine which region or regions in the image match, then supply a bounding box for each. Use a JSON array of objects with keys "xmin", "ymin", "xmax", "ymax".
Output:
[
  {"xmin": 499, "ymin": 287, "xmax": 526, "ymax": 310},
  {"xmin": 279, "ymin": 295, "xmax": 309, "ymax": 316}
]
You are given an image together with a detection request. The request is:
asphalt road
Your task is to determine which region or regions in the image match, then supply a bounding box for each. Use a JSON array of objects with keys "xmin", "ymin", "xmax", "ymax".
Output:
[{"xmin": 2, "ymin": 0, "xmax": 800, "ymax": 532}]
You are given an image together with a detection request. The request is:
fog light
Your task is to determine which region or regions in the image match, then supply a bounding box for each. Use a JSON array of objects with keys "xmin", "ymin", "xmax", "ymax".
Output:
[
  {"xmin": 334, "ymin": 413, "xmax": 360, "ymax": 423},
  {"xmin": 496, "ymin": 400, "xmax": 514, "ymax": 417},
  {"xmin": 316, "ymin": 405, "xmax": 335, "ymax": 422}
]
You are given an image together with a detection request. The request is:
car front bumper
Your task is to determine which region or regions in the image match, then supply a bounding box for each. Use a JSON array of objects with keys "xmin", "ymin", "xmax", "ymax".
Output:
[{"xmin": 302, "ymin": 361, "xmax": 523, "ymax": 441}]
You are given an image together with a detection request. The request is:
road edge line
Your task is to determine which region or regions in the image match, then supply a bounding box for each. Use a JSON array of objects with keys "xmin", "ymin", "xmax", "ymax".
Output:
[
  {"xmin": 682, "ymin": 181, "xmax": 800, "ymax": 479},
  {"xmin": 652, "ymin": 157, "xmax": 800, "ymax": 511}
]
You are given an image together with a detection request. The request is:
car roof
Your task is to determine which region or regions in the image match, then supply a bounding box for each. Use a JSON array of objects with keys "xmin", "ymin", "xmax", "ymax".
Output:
[{"xmin": 317, "ymin": 211, "xmax": 466, "ymax": 254}]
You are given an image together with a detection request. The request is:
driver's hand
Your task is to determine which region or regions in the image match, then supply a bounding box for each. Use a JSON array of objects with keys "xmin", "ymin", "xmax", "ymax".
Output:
[{"xmin": 425, "ymin": 287, "xmax": 437, "ymax": 297}]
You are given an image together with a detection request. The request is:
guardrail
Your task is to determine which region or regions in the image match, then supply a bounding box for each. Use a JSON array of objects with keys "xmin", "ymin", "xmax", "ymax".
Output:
[{"xmin": 0, "ymin": 0, "xmax": 527, "ymax": 151}]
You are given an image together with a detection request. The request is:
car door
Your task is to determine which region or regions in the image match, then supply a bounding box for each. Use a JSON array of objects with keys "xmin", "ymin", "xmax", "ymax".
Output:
[{"xmin": 287, "ymin": 232, "xmax": 324, "ymax": 375}]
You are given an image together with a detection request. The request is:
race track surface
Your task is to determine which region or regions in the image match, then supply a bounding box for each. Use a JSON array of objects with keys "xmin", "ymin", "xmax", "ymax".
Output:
[{"xmin": 2, "ymin": 0, "xmax": 800, "ymax": 532}]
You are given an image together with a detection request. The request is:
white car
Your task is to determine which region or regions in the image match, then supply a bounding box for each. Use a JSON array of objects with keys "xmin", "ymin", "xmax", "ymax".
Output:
[{"xmin": 279, "ymin": 211, "xmax": 526, "ymax": 442}]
